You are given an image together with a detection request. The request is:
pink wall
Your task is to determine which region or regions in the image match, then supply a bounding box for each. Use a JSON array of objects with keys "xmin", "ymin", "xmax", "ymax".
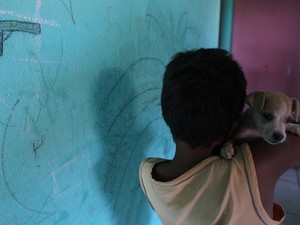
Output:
[{"xmin": 232, "ymin": 0, "xmax": 300, "ymax": 99}]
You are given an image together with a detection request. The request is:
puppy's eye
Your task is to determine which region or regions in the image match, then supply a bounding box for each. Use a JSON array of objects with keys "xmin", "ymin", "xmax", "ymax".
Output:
[
  {"xmin": 287, "ymin": 116, "xmax": 292, "ymax": 123},
  {"xmin": 263, "ymin": 113, "xmax": 273, "ymax": 121}
]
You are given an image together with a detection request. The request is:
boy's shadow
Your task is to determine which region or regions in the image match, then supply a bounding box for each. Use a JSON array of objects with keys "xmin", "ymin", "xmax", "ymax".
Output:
[{"xmin": 92, "ymin": 65, "xmax": 164, "ymax": 225}]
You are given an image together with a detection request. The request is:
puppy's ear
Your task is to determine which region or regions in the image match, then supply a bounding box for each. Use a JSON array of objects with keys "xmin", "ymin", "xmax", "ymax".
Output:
[
  {"xmin": 291, "ymin": 98, "xmax": 300, "ymax": 121},
  {"xmin": 246, "ymin": 92, "xmax": 266, "ymax": 111}
]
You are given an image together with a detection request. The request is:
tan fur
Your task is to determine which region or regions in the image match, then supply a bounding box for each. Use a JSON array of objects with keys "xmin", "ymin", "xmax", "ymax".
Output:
[{"xmin": 221, "ymin": 91, "xmax": 300, "ymax": 159}]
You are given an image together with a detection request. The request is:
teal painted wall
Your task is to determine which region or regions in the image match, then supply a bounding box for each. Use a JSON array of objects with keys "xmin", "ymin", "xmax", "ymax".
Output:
[
  {"xmin": 219, "ymin": 0, "xmax": 234, "ymax": 51},
  {"xmin": 0, "ymin": 1, "xmax": 220, "ymax": 224}
]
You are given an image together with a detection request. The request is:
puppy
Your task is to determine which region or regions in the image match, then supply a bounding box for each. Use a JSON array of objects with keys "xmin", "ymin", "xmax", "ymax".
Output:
[{"xmin": 221, "ymin": 91, "xmax": 300, "ymax": 159}]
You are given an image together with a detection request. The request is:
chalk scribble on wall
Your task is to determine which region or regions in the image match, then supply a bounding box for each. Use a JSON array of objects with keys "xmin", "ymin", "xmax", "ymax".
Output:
[{"xmin": 0, "ymin": 20, "xmax": 41, "ymax": 56}]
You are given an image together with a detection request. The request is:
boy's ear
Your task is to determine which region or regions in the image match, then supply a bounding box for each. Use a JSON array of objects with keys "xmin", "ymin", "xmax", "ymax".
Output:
[
  {"xmin": 246, "ymin": 92, "xmax": 266, "ymax": 111},
  {"xmin": 291, "ymin": 98, "xmax": 300, "ymax": 121}
]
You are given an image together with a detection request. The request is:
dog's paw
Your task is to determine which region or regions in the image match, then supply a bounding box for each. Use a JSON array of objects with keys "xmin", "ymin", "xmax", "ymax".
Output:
[
  {"xmin": 287, "ymin": 124, "xmax": 300, "ymax": 136},
  {"xmin": 220, "ymin": 142, "xmax": 235, "ymax": 160}
]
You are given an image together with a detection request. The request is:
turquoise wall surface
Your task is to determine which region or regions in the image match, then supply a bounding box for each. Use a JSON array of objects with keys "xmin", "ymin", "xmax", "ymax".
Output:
[{"xmin": 0, "ymin": 1, "xmax": 220, "ymax": 224}]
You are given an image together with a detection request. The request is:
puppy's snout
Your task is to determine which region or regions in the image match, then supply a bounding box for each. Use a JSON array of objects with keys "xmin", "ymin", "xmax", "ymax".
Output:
[{"xmin": 272, "ymin": 132, "xmax": 284, "ymax": 142}]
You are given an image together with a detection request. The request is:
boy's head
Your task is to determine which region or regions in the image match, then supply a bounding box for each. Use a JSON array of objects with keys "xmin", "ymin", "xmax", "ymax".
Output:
[{"xmin": 161, "ymin": 48, "xmax": 247, "ymax": 148}]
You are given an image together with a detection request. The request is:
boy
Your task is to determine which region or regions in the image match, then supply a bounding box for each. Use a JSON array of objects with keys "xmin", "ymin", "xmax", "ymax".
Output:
[{"xmin": 139, "ymin": 48, "xmax": 300, "ymax": 224}]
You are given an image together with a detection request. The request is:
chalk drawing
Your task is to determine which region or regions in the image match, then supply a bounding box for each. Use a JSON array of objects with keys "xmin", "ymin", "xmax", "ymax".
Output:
[
  {"xmin": 0, "ymin": 100, "xmax": 55, "ymax": 220},
  {"xmin": 102, "ymin": 57, "xmax": 165, "ymax": 111},
  {"xmin": 145, "ymin": 2, "xmax": 201, "ymax": 52},
  {"xmin": 35, "ymin": 0, "xmax": 42, "ymax": 20},
  {"xmin": 99, "ymin": 57, "xmax": 165, "ymax": 181},
  {"xmin": 105, "ymin": 87, "xmax": 161, "ymax": 137},
  {"xmin": 111, "ymin": 116, "xmax": 163, "ymax": 218},
  {"xmin": 105, "ymin": 6, "xmax": 122, "ymax": 46},
  {"xmin": 41, "ymin": 39, "xmax": 63, "ymax": 91},
  {"xmin": 13, "ymin": 57, "xmax": 63, "ymax": 65},
  {"xmin": 34, "ymin": 0, "xmax": 42, "ymax": 57},
  {"xmin": 1, "ymin": 100, "xmax": 21, "ymax": 209},
  {"xmin": 60, "ymin": 0, "xmax": 76, "ymax": 24},
  {"xmin": 103, "ymin": 92, "xmax": 161, "ymax": 190},
  {"xmin": 32, "ymin": 135, "xmax": 45, "ymax": 159},
  {"xmin": 0, "ymin": 99, "xmax": 44, "ymax": 214},
  {"xmin": 0, "ymin": 20, "xmax": 41, "ymax": 56},
  {"xmin": 49, "ymin": 153, "xmax": 92, "ymax": 199},
  {"xmin": 93, "ymin": 54, "xmax": 167, "ymax": 224},
  {"xmin": 0, "ymin": 9, "xmax": 60, "ymax": 27},
  {"xmin": 50, "ymin": 159, "xmax": 80, "ymax": 197},
  {"xmin": 20, "ymin": 38, "xmax": 64, "ymax": 129}
]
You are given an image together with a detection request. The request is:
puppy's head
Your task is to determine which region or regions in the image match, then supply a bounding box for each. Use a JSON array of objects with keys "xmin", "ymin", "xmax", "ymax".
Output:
[{"xmin": 246, "ymin": 91, "xmax": 300, "ymax": 144}]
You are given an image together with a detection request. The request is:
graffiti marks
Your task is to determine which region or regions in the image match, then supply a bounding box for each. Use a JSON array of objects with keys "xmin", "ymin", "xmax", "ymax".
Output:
[
  {"xmin": 0, "ymin": 20, "xmax": 41, "ymax": 56},
  {"xmin": 0, "ymin": 20, "xmax": 41, "ymax": 34},
  {"xmin": 60, "ymin": 0, "xmax": 75, "ymax": 24},
  {"xmin": 32, "ymin": 135, "xmax": 45, "ymax": 159}
]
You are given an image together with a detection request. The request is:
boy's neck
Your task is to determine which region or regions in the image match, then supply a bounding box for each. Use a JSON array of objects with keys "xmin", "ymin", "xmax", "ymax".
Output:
[
  {"xmin": 152, "ymin": 140, "xmax": 223, "ymax": 182},
  {"xmin": 172, "ymin": 140, "xmax": 223, "ymax": 168}
]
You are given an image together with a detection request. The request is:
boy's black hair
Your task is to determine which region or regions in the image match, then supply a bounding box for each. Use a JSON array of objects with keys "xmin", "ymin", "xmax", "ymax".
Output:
[{"xmin": 161, "ymin": 48, "xmax": 247, "ymax": 148}]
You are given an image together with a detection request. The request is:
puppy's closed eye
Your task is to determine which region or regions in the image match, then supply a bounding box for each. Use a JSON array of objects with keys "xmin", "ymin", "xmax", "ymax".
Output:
[
  {"xmin": 286, "ymin": 116, "xmax": 292, "ymax": 123},
  {"xmin": 263, "ymin": 112, "xmax": 273, "ymax": 121}
]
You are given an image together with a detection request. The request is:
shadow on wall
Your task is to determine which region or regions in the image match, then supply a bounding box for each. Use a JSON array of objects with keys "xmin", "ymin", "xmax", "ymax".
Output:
[{"xmin": 92, "ymin": 65, "xmax": 163, "ymax": 225}]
